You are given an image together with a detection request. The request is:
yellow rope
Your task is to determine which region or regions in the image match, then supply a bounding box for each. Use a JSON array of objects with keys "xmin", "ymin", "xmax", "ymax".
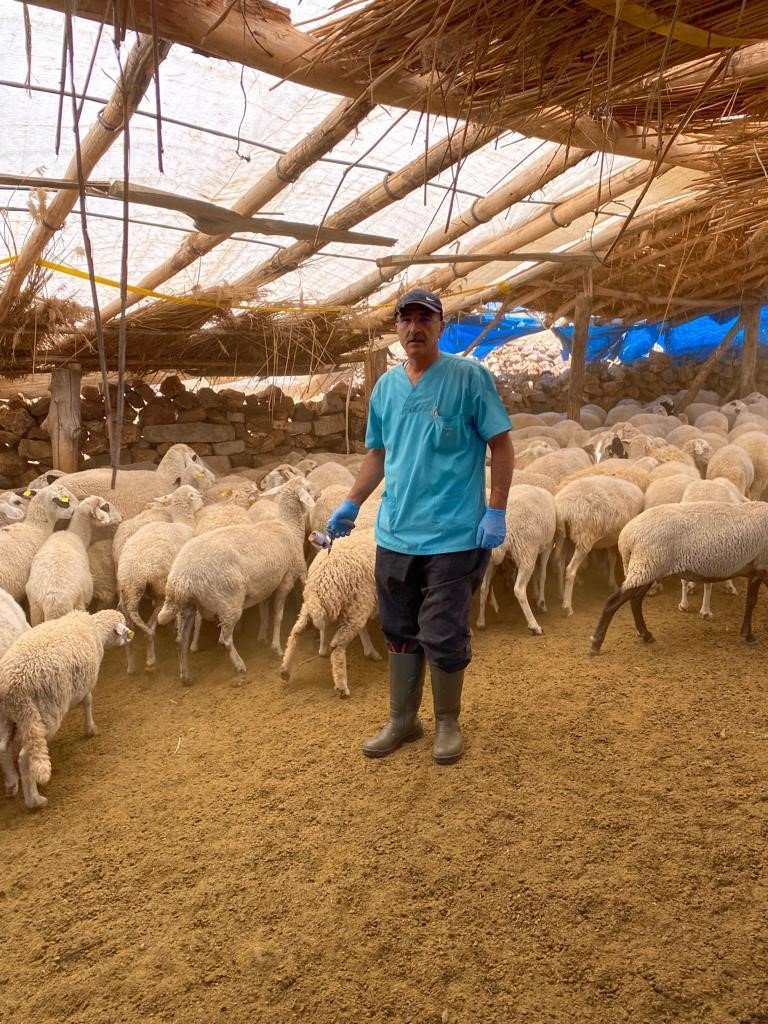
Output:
[
  {"xmin": 581, "ymin": 0, "xmax": 764, "ymax": 48},
  {"xmin": 0, "ymin": 254, "xmax": 499, "ymax": 313}
]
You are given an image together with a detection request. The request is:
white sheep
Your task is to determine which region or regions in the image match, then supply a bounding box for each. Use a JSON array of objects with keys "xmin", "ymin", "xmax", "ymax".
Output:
[
  {"xmin": 476, "ymin": 484, "xmax": 556, "ymax": 635},
  {"xmin": 26, "ymin": 496, "xmax": 122, "ymax": 624},
  {"xmin": 525, "ymin": 448, "xmax": 593, "ymax": 485},
  {"xmin": 732, "ymin": 431, "xmax": 768, "ymax": 499},
  {"xmin": 676, "ymin": 478, "xmax": 747, "ymax": 618},
  {"xmin": 57, "ymin": 444, "xmax": 206, "ymax": 519},
  {"xmin": 117, "ymin": 485, "xmax": 205, "ymax": 672},
  {"xmin": 590, "ymin": 502, "xmax": 768, "ymax": 654},
  {"xmin": 706, "ymin": 443, "xmax": 755, "ymax": 495},
  {"xmin": 0, "ymin": 493, "xmax": 27, "ymax": 526},
  {"xmin": 643, "ymin": 474, "xmax": 693, "ymax": 510},
  {"xmin": 0, "ymin": 485, "xmax": 79, "ymax": 602},
  {"xmin": 558, "ymin": 461, "xmax": 652, "ymax": 492},
  {"xmin": 0, "ymin": 588, "xmax": 29, "ymax": 661},
  {"xmin": 0, "ymin": 609, "xmax": 132, "ymax": 808},
  {"xmin": 280, "ymin": 529, "xmax": 381, "ymax": 698},
  {"xmin": 157, "ymin": 485, "xmax": 308, "ymax": 683},
  {"xmin": 648, "ymin": 461, "xmax": 700, "ymax": 482},
  {"xmin": 555, "ymin": 476, "xmax": 645, "ymax": 615},
  {"xmin": 305, "ymin": 462, "xmax": 355, "ymax": 492}
]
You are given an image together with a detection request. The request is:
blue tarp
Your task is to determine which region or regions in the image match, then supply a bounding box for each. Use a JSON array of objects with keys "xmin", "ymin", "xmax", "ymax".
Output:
[{"xmin": 443, "ymin": 304, "xmax": 768, "ymax": 364}]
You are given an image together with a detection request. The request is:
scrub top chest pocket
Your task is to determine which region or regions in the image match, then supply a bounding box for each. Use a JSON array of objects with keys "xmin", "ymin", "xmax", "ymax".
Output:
[{"xmin": 432, "ymin": 408, "xmax": 463, "ymax": 451}]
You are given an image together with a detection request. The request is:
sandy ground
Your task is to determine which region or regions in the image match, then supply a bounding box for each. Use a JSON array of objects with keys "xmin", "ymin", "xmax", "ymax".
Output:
[{"xmin": 2, "ymin": 571, "xmax": 768, "ymax": 1024}]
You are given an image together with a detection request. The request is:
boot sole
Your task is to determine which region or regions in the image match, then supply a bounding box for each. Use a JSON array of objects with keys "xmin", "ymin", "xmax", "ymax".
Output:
[{"xmin": 433, "ymin": 748, "xmax": 464, "ymax": 765}]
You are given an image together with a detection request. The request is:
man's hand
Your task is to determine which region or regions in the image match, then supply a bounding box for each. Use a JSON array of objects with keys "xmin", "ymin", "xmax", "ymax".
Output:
[
  {"xmin": 476, "ymin": 508, "xmax": 506, "ymax": 549},
  {"xmin": 327, "ymin": 499, "xmax": 361, "ymax": 539}
]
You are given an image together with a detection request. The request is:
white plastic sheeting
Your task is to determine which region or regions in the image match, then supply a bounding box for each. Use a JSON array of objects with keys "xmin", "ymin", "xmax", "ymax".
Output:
[{"xmin": 1, "ymin": 0, "xmax": 665, "ymax": 318}]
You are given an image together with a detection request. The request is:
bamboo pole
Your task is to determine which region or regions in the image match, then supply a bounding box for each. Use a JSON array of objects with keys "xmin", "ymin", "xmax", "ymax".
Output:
[
  {"xmin": 23, "ymin": 0, "xmax": 723, "ymax": 171},
  {"xmin": 98, "ymin": 94, "xmax": 374, "ymax": 324},
  {"xmin": 740, "ymin": 303, "xmax": 760, "ymax": 396},
  {"xmin": 323, "ymin": 145, "xmax": 588, "ymax": 309},
  {"xmin": 0, "ymin": 35, "xmax": 171, "ymax": 325},
  {"xmin": 675, "ymin": 318, "xmax": 743, "ymax": 413},
  {"xmin": 43, "ymin": 366, "xmax": 82, "ymax": 472},
  {"xmin": 567, "ymin": 271, "xmax": 593, "ymax": 422}
]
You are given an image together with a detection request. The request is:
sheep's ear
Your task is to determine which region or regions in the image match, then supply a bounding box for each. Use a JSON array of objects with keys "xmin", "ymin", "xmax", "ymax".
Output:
[
  {"xmin": 173, "ymin": 477, "xmax": 182, "ymax": 487},
  {"xmin": 46, "ymin": 473, "xmax": 60, "ymax": 484},
  {"xmin": 15, "ymin": 487, "xmax": 36, "ymax": 498},
  {"xmin": 583, "ymin": 443, "xmax": 596, "ymax": 463}
]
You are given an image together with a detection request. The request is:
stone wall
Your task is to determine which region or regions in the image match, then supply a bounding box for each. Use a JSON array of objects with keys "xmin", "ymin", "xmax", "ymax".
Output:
[{"xmin": 0, "ymin": 375, "xmax": 368, "ymax": 489}]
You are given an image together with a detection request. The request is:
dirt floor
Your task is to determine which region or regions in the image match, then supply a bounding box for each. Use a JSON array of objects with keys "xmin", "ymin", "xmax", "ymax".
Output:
[{"xmin": 2, "ymin": 571, "xmax": 768, "ymax": 1024}]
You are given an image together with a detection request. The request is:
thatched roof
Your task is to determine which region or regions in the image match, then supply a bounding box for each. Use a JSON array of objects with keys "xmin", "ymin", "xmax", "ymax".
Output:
[{"xmin": 3, "ymin": 0, "xmax": 768, "ymax": 378}]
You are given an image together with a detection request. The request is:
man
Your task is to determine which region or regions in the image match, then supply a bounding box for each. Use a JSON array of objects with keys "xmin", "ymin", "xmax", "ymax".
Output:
[{"xmin": 327, "ymin": 288, "xmax": 514, "ymax": 764}]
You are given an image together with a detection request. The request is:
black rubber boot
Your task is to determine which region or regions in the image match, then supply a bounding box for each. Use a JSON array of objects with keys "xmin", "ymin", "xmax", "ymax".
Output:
[
  {"xmin": 362, "ymin": 652, "xmax": 425, "ymax": 758},
  {"xmin": 431, "ymin": 666, "xmax": 465, "ymax": 765}
]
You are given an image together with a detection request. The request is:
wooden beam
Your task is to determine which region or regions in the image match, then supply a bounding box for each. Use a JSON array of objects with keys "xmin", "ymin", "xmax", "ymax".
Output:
[
  {"xmin": 567, "ymin": 273, "xmax": 592, "ymax": 422},
  {"xmin": 43, "ymin": 366, "xmax": 82, "ymax": 472},
  {"xmin": 740, "ymin": 303, "xmax": 761, "ymax": 396},
  {"xmin": 675, "ymin": 318, "xmax": 743, "ymax": 413},
  {"xmin": 0, "ymin": 34, "xmax": 171, "ymax": 324},
  {"xmin": 23, "ymin": 0, "xmax": 723, "ymax": 171},
  {"xmin": 377, "ymin": 252, "xmax": 603, "ymax": 267},
  {"xmin": 98, "ymin": 94, "xmax": 375, "ymax": 323}
]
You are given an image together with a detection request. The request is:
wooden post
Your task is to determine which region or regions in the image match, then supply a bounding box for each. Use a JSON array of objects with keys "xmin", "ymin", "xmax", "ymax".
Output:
[
  {"xmin": 364, "ymin": 347, "xmax": 387, "ymax": 403},
  {"xmin": 740, "ymin": 303, "xmax": 760, "ymax": 397},
  {"xmin": 675, "ymin": 317, "xmax": 742, "ymax": 414},
  {"xmin": 567, "ymin": 270, "xmax": 592, "ymax": 423},
  {"xmin": 44, "ymin": 366, "xmax": 82, "ymax": 472}
]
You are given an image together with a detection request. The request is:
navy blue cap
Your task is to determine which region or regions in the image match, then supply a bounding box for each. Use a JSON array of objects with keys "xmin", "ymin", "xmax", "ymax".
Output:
[{"xmin": 394, "ymin": 288, "xmax": 443, "ymax": 317}]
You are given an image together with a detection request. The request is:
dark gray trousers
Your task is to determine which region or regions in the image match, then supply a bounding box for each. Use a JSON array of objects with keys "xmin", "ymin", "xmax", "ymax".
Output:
[{"xmin": 374, "ymin": 546, "xmax": 490, "ymax": 672}]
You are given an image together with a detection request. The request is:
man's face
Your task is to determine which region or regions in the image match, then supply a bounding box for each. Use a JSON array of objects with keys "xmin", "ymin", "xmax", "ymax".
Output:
[{"xmin": 395, "ymin": 304, "xmax": 444, "ymax": 359}]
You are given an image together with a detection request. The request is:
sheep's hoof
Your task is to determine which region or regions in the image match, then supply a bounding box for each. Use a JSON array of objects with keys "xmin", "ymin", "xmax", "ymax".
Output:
[
  {"xmin": 365, "ymin": 651, "xmax": 382, "ymax": 662},
  {"xmin": 677, "ymin": 603, "xmax": 689, "ymax": 613},
  {"xmin": 145, "ymin": 662, "xmax": 156, "ymax": 673},
  {"xmin": 476, "ymin": 622, "xmax": 486, "ymax": 631},
  {"xmin": 537, "ymin": 602, "xmax": 548, "ymax": 612},
  {"xmin": 588, "ymin": 645, "xmax": 601, "ymax": 656},
  {"xmin": 180, "ymin": 676, "xmax": 193, "ymax": 687},
  {"xmin": 563, "ymin": 607, "xmax": 574, "ymax": 617},
  {"xmin": 335, "ymin": 688, "xmax": 351, "ymax": 699},
  {"xmin": 743, "ymin": 633, "xmax": 759, "ymax": 645},
  {"xmin": 638, "ymin": 632, "xmax": 656, "ymax": 645},
  {"xmin": 25, "ymin": 794, "xmax": 48, "ymax": 810},
  {"xmin": 279, "ymin": 668, "xmax": 290, "ymax": 681},
  {"xmin": 699, "ymin": 611, "xmax": 713, "ymax": 620},
  {"xmin": 318, "ymin": 647, "xmax": 330, "ymax": 657},
  {"xmin": 85, "ymin": 725, "xmax": 99, "ymax": 738},
  {"xmin": 528, "ymin": 626, "xmax": 544, "ymax": 636},
  {"xmin": 5, "ymin": 781, "xmax": 18, "ymax": 798}
]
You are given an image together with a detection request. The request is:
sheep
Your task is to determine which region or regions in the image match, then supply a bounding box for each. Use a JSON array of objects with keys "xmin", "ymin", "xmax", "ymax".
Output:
[
  {"xmin": 280, "ymin": 529, "xmax": 381, "ymax": 698},
  {"xmin": 730, "ymin": 421, "xmax": 768, "ymax": 442},
  {"xmin": 508, "ymin": 469, "xmax": 557, "ymax": 494},
  {"xmin": 196, "ymin": 501, "xmax": 253, "ymax": 534},
  {"xmin": 555, "ymin": 476, "xmax": 645, "ymax": 615},
  {"xmin": 26, "ymin": 495, "xmax": 122, "ymax": 624},
  {"xmin": 26, "ymin": 469, "xmax": 65, "ymax": 489},
  {"xmin": 665, "ymin": 425, "xmax": 705, "ymax": 447},
  {"xmin": 0, "ymin": 493, "xmax": 27, "ymax": 526},
  {"xmin": 117, "ymin": 485, "xmax": 205, "ymax": 672},
  {"xmin": 732, "ymin": 431, "xmax": 768, "ymax": 499},
  {"xmin": 558, "ymin": 461, "xmax": 651, "ymax": 493},
  {"xmin": 626, "ymin": 436, "xmax": 694, "ymax": 464},
  {"xmin": 678, "ymin": 478, "xmax": 747, "ymax": 617},
  {"xmin": 515, "ymin": 439, "xmax": 560, "ymax": 468},
  {"xmin": 0, "ymin": 485, "xmax": 79, "ymax": 602},
  {"xmin": 648, "ymin": 461, "xmax": 700, "ymax": 482},
  {"xmin": 590, "ymin": 502, "xmax": 768, "ymax": 654},
  {"xmin": 0, "ymin": 588, "xmax": 29, "ymax": 661},
  {"xmin": 643, "ymin": 474, "xmax": 693, "ymax": 510},
  {"xmin": 157, "ymin": 485, "xmax": 308, "ymax": 683},
  {"xmin": 0, "ymin": 609, "xmax": 132, "ymax": 808},
  {"xmin": 257, "ymin": 463, "xmax": 302, "ymax": 491},
  {"xmin": 305, "ymin": 462, "xmax": 355, "ymax": 492},
  {"xmin": 525, "ymin": 448, "xmax": 593, "ymax": 485},
  {"xmin": 680, "ymin": 438, "xmax": 712, "ymax": 476},
  {"xmin": 705, "ymin": 443, "xmax": 755, "ymax": 495},
  {"xmin": 56, "ymin": 443, "xmax": 204, "ymax": 519},
  {"xmin": 296, "ymin": 458, "xmax": 319, "ymax": 474},
  {"xmin": 694, "ymin": 411, "xmax": 729, "ymax": 433},
  {"xmin": 476, "ymin": 485, "xmax": 556, "ymax": 635}
]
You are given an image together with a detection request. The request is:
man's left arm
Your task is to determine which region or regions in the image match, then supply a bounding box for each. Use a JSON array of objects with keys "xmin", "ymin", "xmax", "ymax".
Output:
[{"xmin": 487, "ymin": 430, "xmax": 514, "ymax": 510}]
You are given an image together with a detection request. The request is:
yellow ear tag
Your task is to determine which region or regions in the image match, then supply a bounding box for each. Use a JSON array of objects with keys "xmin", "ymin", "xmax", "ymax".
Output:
[
  {"xmin": 59, "ymin": 496, "xmax": 70, "ymax": 504},
  {"xmin": 196, "ymin": 471, "xmax": 205, "ymax": 479},
  {"xmin": 22, "ymin": 488, "xmax": 32, "ymax": 497},
  {"xmin": 161, "ymin": 496, "xmax": 170, "ymax": 505},
  {"xmin": 220, "ymin": 489, "xmax": 232, "ymax": 498},
  {"xmin": 127, "ymin": 629, "xmax": 135, "ymax": 639}
]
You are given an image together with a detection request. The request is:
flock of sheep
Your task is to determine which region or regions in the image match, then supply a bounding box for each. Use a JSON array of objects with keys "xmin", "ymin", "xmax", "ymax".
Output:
[{"xmin": 1, "ymin": 386, "xmax": 768, "ymax": 810}]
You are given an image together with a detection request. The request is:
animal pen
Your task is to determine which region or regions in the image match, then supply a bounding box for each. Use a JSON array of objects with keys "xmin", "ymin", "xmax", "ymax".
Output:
[{"xmin": 3, "ymin": 2, "xmax": 768, "ymax": 1022}]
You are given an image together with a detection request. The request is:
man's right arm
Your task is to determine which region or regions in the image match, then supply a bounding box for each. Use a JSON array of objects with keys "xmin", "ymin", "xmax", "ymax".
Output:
[{"xmin": 347, "ymin": 448, "xmax": 385, "ymax": 506}]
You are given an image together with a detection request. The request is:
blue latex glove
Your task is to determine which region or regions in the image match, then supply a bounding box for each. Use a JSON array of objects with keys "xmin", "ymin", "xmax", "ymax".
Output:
[
  {"xmin": 476, "ymin": 508, "xmax": 506, "ymax": 549},
  {"xmin": 327, "ymin": 499, "xmax": 361, "ymax": 539}
]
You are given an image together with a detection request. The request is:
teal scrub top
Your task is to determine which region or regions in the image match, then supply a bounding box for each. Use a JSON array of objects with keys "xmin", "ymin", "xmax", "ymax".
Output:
[{"xmin": 365, "ymin": 353, "xmax": 512, "ymax": 555}]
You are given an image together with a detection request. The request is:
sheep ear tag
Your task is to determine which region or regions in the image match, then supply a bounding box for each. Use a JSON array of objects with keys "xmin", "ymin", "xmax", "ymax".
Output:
[
  {"xmin": 127, "ymin": 629, "xmax": 135, "ymax": 640},
  {"xmin": 22, "ymin": 488, "xmax": 33, "ymax": 497},
  {"xmin": 53, "ymin": 495, "xmax": 71, "ymax": 508}
]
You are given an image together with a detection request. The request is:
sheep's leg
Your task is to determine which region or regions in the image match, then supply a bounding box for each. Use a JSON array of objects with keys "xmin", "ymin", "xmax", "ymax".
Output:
[
  {"xmin": 177, "ymin": 608, "xmax": 196, "ymax": 685},
  {"xmin": 536, "ymin": 545, "xmax": 552, "ymax": 611},
  {"xmin": 699, "ymin": 584, "xmax": 714, "ymax": 619},
  {"xmin": 218, "ymin": 609, "xmax": 247, "ymax": 676},
  {"xmin": 553, "ymin": 536, "xmax": 567, "ymax": 599},
  {"xmin": 18, "ymin": 748, "xmax": 46, "ymax": 810},
  {"xmin": 257, "ymin": 602, "xmax": 269, "ymax": 644},
  {"xmin": 81, "ymin": 692, "xmax": 98, "ymax": 737},
  {"xmin": 0, "ymin": 737, "xmax": 18, "ymax": 798},
  {"xmin": 318, "ymin": 621, "xmax": 331, "ymax": 656},
  {"xmin": 513, "ymin": 560, "xmax": 544, "ymax": 636},
  {"xmin": 477, "ymin": 558, "xmax": 499, "ymax": 629},
  {"xmin": 606, "ymin": 549, "xmax": 618, "ymax": 590},
  {"xmin": 740, "ymin": 576, "xmax": 763, "ymax": 644},
  {"xmin": 270, "ymin": 575, "xmax": 295, "ymax": 656},
  {"xmin": 144, "ymin": 603, "xmax": 161, "ymax": 671},
  {"xmin": 590, "ymin": 584, "xmax": 650, "ymax": 655},
  {"xmin": 358, "ymin": 625, "xmax": 381, "ymax": 661},
  {"xmin": 330, "ymin": 621, "xmax": 360, "ymax": 698},
  {"xmin": 629, "ymin": 584, "xmax": 655, "ymax": 644},
  {"xmin": 28, "ymin": 601, "xmax": 43, "ymax": 627},
  {"xmin": 489, "ymin": 586, "xmax": 499, "ymax": 614},
  {"xmin": 678, "ymin": 579, "xmax": 691, "ymax": 612},
  {"xmin": 190, "ymin": 612, "xmax": 203, "ymax": 653},
  {"xmin": 563, "ymin": 546, "xmax": 590, "ymax": 616},
  {"xmin": 723, "ymin": 579, "xmax": 738, "ymax": 595},
  {"xmin": 280, "ymin": 607, "xmax": 312, "ymax": 681}
]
